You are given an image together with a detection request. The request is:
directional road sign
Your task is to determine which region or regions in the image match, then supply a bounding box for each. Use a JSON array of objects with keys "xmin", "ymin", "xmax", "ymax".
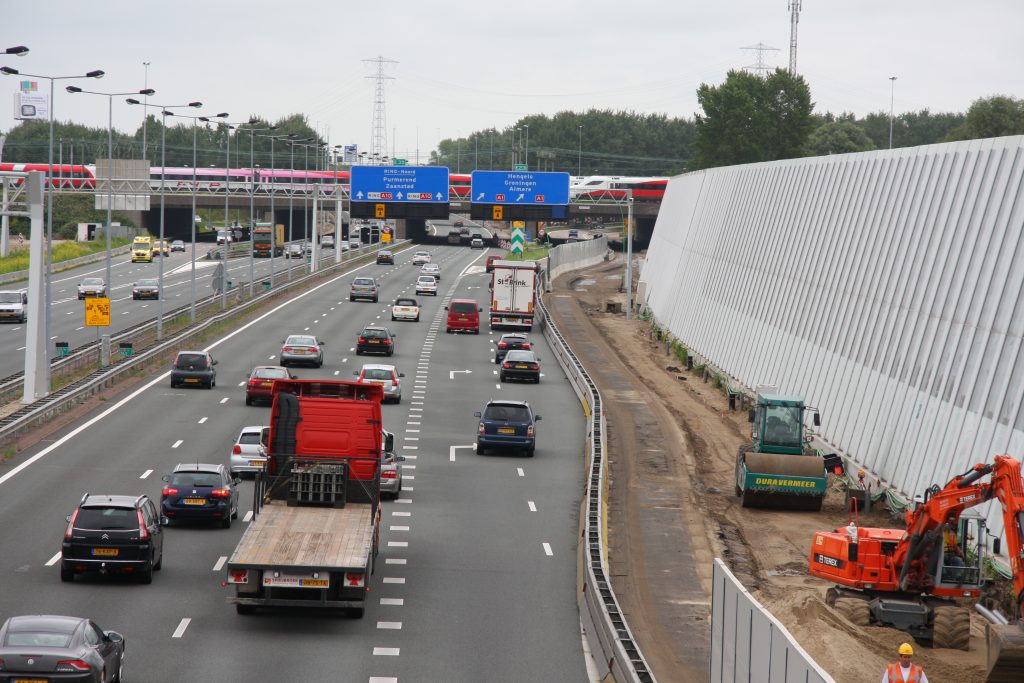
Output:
[
  {"xmin": 511, "ymin": 227, "xmax": 526, "ymax": 254},
  {"xmin": 351, "ymin": 165, "xmax": 448, "ymax": 203},
  {"xmin": 470, "ymin": 170, "xmax": 570, "ymax": 205}
]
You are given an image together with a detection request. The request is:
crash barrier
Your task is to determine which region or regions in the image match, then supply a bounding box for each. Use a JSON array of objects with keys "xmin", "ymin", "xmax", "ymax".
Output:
[
  {"xmin": 537, "ymin": 281, "xmax": 656, "ymax": 682},
  {"xmin": 545, "ymin": 236, "xmax": 610, "ymax": 290},
  {"xmin": 640, "ymin": 136, "xmax": 1024, "ymax": 547},
  {"xmin": 710, "ymin": 559, "xmax": 834, "ymax": 683},
  {"xmin": 0, "ymin": 245, "xmax": 133, "ymax": 285},
  {"xmin": 0, "ymin": 242, "xmax": 411, "ymax": 445}
]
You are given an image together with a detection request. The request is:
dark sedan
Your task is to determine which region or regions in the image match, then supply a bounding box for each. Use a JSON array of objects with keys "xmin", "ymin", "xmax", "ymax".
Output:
[
  {"xmin": 131, "ymin": 278, "xmax": 160, "ymax": 300},
  {"xmin": 499, "ymin": 349, "xmax": 541, "ymax": 383},
  {"xmin": 356, "ymin": 326, "xmax": 396, "ymax": 356},
  {"xmin": 161, "ymin": 463, "xmax": 240, "ymax": 528},
  {"xmin": 0, "ymin": 615, "xmax": 125, "ymax": 683},
  {"xmin": 170, "ymin": 351, "xmax": 217, "ymax": 389}
]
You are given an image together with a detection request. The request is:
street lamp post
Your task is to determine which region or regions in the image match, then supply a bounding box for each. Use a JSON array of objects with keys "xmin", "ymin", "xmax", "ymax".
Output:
[
  {"xmin": 1, "ymin": 64, "xmax": 103, "ymax": 392},
  {"xmin": 126, "ymin": 99, "xmax": 202, "ymax": 340},
  {"xmin": 66, "ymin": 86, "xmax": 155, "ymax": 293},
  {"xmin": 578, "ymin": 125, "xmax": 583, "ymax": 176},
  {"xmin": 259, "ymin": 132, "xmax": 292, "ymax": 287},
  {"xmin": 524, "ymin": 125, "xmax": 529, "ymax": 170},
  {"xmin": 243, "ymin": 120, "xmax": 277, "ymax": 296},
  {"xmin": 141, "ymin": 61, "xmax": 150, "ymax": 159},
  {"xmin": 206, "ymin": 119, "xmax": 240, "ymax": 310},
  {"xmin": 888, "ymin": 76, "xmax": 898, "ymax": 150},
  {"xmin": 167, "ymin": 110, "xmax": 228, "ymax": 321}
]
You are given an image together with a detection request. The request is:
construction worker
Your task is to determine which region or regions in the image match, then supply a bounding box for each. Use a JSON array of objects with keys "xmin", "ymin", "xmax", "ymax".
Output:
[
  {"xmin": 881, "ymin": 643, "xmax": 928, "ymax": 683},
  {"xmin": 942, "ymin": 522, "xmax": 966, "ymax": 581}
]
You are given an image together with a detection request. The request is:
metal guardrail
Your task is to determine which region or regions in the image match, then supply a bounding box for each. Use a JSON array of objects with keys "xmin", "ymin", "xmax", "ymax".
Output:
[
  {"xmin": 0, "ymin": 242, "xmax": 410, "ymax": 441},
  {"xmin": 536, "ymin": 269, "xmax": 655, "ymax": 682}
]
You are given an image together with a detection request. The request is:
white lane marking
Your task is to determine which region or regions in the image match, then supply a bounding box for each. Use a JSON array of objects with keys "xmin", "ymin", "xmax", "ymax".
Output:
[
  {"xmin": 16, "ymin": 346, "xmax": 25, "ymax": 351},
  {"xmin": 390, "ymin": 525, "xmax": 410, "ymax": 531},
  {"xmin": 238, "ymin": 381, "xmax": 246, "ymax": 386},
  {"xmin": 198, "ymin": 417, "xmax": 208, "ymax": 424},
  {"xmin": 213, "ymin": 556, "xmax": 227, "ymax": 571},
  {"xmin": 493, "ymin": 370, "xmax": 498, "ymax": 375},
  {"xmin": 517, "ymin": 467, "xmax": 525, "ymax": 477},
  {"xmin": 409, "ymin": 407, "xmax": 423, "ymax": 411},
  {"xmin": 304, "ymin": 327, "xmax": 310, "ymax": 331},
  {"xmin": 404, "ymin": 437, "xmax": 419, "ymax": 442},
  {"xmin": 496, "ymin": 383, "xmax": 501, "ymax": 389},
  {"xmin": 268, "ymin": 355, "xmax": 276, "ymax": 360},
  {"xmin": 140, "ymin": 469, "xmax": 153, "ymax": 479},
  {"xmin": 45, "ymin": 552, "xmax": 62, "ymax": 566},
  {"xmin": 387, "ymin": 541, "xmax": 408, "ymax": 547},
  {"xmin": 342, "ymin": 357, "xmax": 348, "ymax": 363},
  {"xmin": 372, "ymin": 648, "xmax": 400, "ymax": 656},
  {"xmin": 377, "ymin": 621, "xmax": 402, "ymax": 629},
  {"xmin": 171, "ymin": 440, "xmax": 183, "ymax": 449},
  {"xmin": 404, "ymin": 446, "xmax": 418, "ymax": 451},
  {"xmin": 528, "ymin": 501, "xmax": 537, "ymax": 512},
  {"xmin": 404, "ymin": 475, "xmax": 415, "ymax": 480},
  {"xmin": 405, "ymin": 429, "xmax": 420, "ymax": 433},
  {"xmin": 220, "ymin": 397, "xmax": 229, "ymax": 404},
  {"xmin": 406, "ymin": 421, "xmax": 421, "ymax": 425},
  {"xmin": 380, "ymin": 597, "xmax": 404, "ymax": 605},
  {"xmin": 403, "ymin": 455, "xmax": 417, "ymax": 460},
  {"xmin": 76, "ymin": 326, "xmax": 85, "ymax": 330},
  {"xmin": 404, "ymin": 486, "xmax": 414, "ymax": 491},
  {"xmin": 349, "ymin": 347, "xmax": 355, "ymax": 352},
  {"xmin": 392, "ymin": 511, "xmax": 411, "ymax": 517},
  {"xmin": 450, "ymin": 445, "xmax": 475, "ymax": 462},
  {"xmin": 334, "ymin": 370, "xmax": 340, "ymax": 376},
  {"xmin": 382, "ymin": 577, "xmax": 406, "ymax": 584},
  {"xmin": 370, "ymin": 678, "xmax": 399, "ymax": 683},
  {"xmin": 395, "ymin": 498, "xmax": 412, "ymax": 504},
  {"xmin": 171, "ymin": 618, "xmax": 191, "ymax": 638},
  {"xmin": 243, "ymin": 511, "xmax": 253, "ymax": 522},
  {"xmin": 385, "ymin": 559, "xmax": 407, "ymax": 566},
  {"xmin": 542, "ymin": 542, "xmax": 553, "ymax": 556}
]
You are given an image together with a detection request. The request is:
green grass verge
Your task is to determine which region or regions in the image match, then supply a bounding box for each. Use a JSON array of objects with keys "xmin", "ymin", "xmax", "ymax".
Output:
[
  {"xmin": 503, "ymin": 243, "xmax": 551, "ymax": 261},
  {"xmin": 0, "ymin": 238, "xmax": 133, "ymax": 275}
]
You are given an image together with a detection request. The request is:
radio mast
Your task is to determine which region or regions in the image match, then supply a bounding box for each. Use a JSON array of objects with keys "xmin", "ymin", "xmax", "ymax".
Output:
[
  {"xmin": 363, "ymin": 56, "xmax": 397, "ymax": 164},
  {"xmin": 788, "ymin": 1, "xmax": 802, "ymax": 75}
]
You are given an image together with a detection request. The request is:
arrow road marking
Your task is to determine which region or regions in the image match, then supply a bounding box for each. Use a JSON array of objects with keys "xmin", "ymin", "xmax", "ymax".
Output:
[
  {"xmin": 449, "ymin": 370, "xmax": 472, "ymax": 380},
  {"xmin": 450, "ymin": 445, "xmax": 475, "ymax": 462}
]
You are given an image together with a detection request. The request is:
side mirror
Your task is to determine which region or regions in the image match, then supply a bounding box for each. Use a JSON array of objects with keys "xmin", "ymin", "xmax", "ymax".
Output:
[
  {"xmin": 473, "ymin": 411, "xmax": 482, "ymax": 418},
  {"xmin": 161, "ymin": 474, "xmax": 170, "ymax": 482},
  {"xmin": 813, "ymin": 412, "xmax": 821, "ymax": 427},
  {"xmin": 66, "ymin": 514, "xmax": 72, "ymax": 522},
  {"xmin": 396, "ymin": 454, "xmax": 406, "ymax": 462},
  {"xmin": 289, "ymin": 374, "xmax": 297, "ymax": 380},
  {"xmin": 212, "ymin": 360, "xmax": 219, "ymax": 365},
  {"xmin": 478, "ymin": 307, "xmax": 482, "ymax": 312},
  {"xmin": 747, "ymin": 409, "xmax": 756, "ymax": 423},
  {"xmin": 398, "ymin": 373, "xmax": 405, "ymax": 378},
  {"xmin": 105, "ymin": 631, "xmax": 124, "ymax": 644},
  {"xmin": 535, "ymin": 415, "xmax": 543, "ymax": 421},
  {"xmin": 234, "ymin": 477, "xmax": 242, "ymax": 485},
  {"xmin": 352, "ymin": 371, "xmax": 359, "ymax": 376},
  {"xmin": 160, "ymin": 516, "xmax": 170, "ymax": 526},
  {"xmin": 444, "ymin": 305, "xmax": 449, "ymax": 310}
]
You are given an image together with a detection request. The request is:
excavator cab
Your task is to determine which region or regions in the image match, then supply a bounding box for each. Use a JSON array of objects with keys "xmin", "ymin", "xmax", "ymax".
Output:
[{"xmin": 931, "ymin": 511, "xmax": 986, "ymax": 592}]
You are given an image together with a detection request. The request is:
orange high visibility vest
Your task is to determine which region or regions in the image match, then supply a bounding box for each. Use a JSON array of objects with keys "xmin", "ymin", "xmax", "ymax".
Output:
[{"xmin": 887, "ymin": 662, "xmax": 923, "ymax": 682}]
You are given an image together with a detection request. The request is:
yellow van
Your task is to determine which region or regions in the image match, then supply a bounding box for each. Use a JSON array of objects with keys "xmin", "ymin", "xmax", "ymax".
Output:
[{"xmin": 132, "ymin": 236, "xmax": 153, "ymax": 263}]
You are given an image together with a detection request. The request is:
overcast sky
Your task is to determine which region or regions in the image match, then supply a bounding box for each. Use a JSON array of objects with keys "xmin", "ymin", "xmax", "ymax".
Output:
[{"xmin": 2, "ymin": 0, "xmax": 1022, "ymax": 162}]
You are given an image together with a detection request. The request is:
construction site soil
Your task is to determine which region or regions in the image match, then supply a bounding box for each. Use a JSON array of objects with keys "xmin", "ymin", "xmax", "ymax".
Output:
[{"xmin": 547, "ymin": 258, "xmax": 987, "ymax": 683}]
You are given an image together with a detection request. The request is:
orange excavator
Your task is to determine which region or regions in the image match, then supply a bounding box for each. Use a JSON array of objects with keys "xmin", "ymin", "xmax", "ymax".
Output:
[{"xmin": 809, "ymin": 455, "xmax": 1024, "ymax": 679}]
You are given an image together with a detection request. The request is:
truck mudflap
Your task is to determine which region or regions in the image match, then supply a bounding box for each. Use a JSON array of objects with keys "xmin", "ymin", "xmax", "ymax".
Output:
[{"xmin": 737, "ymin": 451, "xmax": 826, "ymax": 511}]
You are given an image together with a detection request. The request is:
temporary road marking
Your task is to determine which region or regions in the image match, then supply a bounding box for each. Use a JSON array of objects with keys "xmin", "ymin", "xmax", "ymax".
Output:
[
  {"xmin": 517, "ymin": 468, "xmax": 525, "ymax": 477},
  {"xmin": 140, "ymin": 469, "xmax": 153, "ymax": 479},
  {"xmin": 372, "ymin": 648, "xmax": 400, "ymax": 656},
  {"xmin": 385, "ymin": 558, "xmax": 407, "ymax": 565},
  {"xmin": 243, "ymin": 511, "xmax": 253, "ymax": 522},
  {"xmin": 382, "ymin": 577, "xmax": 406, "ymax": 584},
  {"xmin": 213, "ymin": 556, "xmax": 227, "ymax": 571},
  {"xmin": 387, "ymin": 541, "xmax": 408, "ymax": 547},
  {"xmin": 380, "ymin": 597, "xmax": 404, "ymax": 605},
  {"xmin": 390, "ymin": 525, "xmax": 410, "ymax": 531},
  {"xmin": 172, "ymin": 440, "xmax": 183, "ymax": 449},
  {"xmin": 45, "ymin": 552, "xmax": 62, "ymax": 566},
  {"xmin": 220, "ymin": 397, "xmax": 229, "ymax": 404},
  {"xmin": 543, "ymin": 542, "xmax": 553, "ymax": 556},
  {"xmin": 171, "ymin": 618, "xmax": 191, "ymax": 638},
  {"xmin": 528, "ymin": 501, "xmax": 537, "ymax": 512},
  {"xmin": 377, "ymin": 621, "xmax": 402, "ymax": 629}
]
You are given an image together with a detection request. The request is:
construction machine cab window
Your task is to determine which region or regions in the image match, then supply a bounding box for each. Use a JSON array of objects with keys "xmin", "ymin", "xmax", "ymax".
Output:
[{"xmin": 762, "ymin": 405, "xmax": 802, "ymax": 449}]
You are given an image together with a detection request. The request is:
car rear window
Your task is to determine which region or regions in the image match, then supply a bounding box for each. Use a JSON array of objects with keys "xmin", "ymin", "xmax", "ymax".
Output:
[
  {"xmin": 253, "ymin": 368, "xmax": 288, "ymax": 379},
  {"xmin": 417, "ymin": 276, "xmax": 435, "ymax": 283},
  {"xmin": 0, "ymin": 292, "xmax": 22, "ymax": 303},
  {"xmin": 362, "ymin": 328, "xmax": 387, "ymax": 338},
  {"xmin": 363, "ymin": 368, "xmax": 393, "ymax": 380},
  {"xmin": 238, "ymin": 432, "xmax": 263, "ymax": 445},
  {"xmin": 395, "ymin": 299, "xmax": 416, "ymax": 307},
  {"xmin": 484, "ymin": 405, "xmax": 531, "ymax": 422},
  {"xmin": 6, "ymin": 632, "xmax": 72, "ymax": 647},
  {"xmin": 505, "ymin": 351, "xmax": 535, "ymax": 362},
  {"xmin": 450, "ymin": 302, "xmax": 476, "ymax": 313},
  {"xmin": 353, "ymin": 278, "xmax": 374, "ymax": 286},
  {"xmin": 168, "ymin": 473, "xmax": 222, "ymax": 487},
  {"xmin": 75, "ymin": 507, "xmax": 137, "ymax": 530},
  {"xmin": 285, "ymin": 336, "xmax": 316, "ymax": 346},
  {"xmin": 175, "ymin": 353, "xmax": 208, "ymax": 369}
]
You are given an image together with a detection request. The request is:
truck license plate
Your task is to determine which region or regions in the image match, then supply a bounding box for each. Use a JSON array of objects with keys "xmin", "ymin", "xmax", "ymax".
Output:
[{"xmin": 263, "ymin": 573, "xmax": 330, "ymax": 588}]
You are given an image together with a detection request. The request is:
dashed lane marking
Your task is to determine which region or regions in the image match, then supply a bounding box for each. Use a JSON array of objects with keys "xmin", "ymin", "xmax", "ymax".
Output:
[
  {"xmin": 382, "ymin": 577, "xmax": 406, "ymax": 584},
  {"xmin": 213, "ymin": 556, "xmax": 227, "ymax": 571},
  {"xmin": 140, "ymin": 469, "xmax": 153, "ymax": 479},
  {"xmin": 171, "ymin": 618, "xmax": 191, "ymax": 638},
  {"xmin": 172, "ymin": 440, "xmax": 183, "ymax": 449},
  {"xmin": 528, "ymin": 501, "xmax": 537, "ymax": 512},
  {"xmin": 517, "ymin": 468, "xmax": 525, "ymax": 477},
  {"xmin": 243, "ymin": 511, "xmax": 253, "ymax": 522},
  {"xmin": 543, "ymin": 542, "xmax": 553, "ymax": 556},
  {"xmin": 385, "ymin": 559, "xmax": 406, "ymax": 565},
  {"xmin": 380, "ymin": 598, "xmax": 404, "ymax": 605},
  {"xmin": 45, "ymin": 552, "xmax": 61, "ymax": 567},
  {"xmin": 387, "ymin": 541, "xmax": 408, "ymax": 547},
  {"xmin": 372, "ymin": 649, "xmax": 400, "ymax": 656},
  {"xmin": 198, "ymin": 417, "xmax": 208, "ymax": 424},
  {"xmin": 220, "ymin": 397, "xmax": 229, "ymax": 404},
  {"xmin": 377, "ymin": 621, "xmax": 402, "ymax": 629}
]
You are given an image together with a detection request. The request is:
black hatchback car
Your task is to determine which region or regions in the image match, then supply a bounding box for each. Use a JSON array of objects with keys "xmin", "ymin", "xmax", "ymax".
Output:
[
  {"xmin": 356, "ymin": 325, "xmax": 396, "ymax": 356},
  {"xmin": 0, "ymin": 614, "xmax": 126, "ymax": 683},
  {"xmin": 474, "ymin": 400, "xmax": 542, "ymax": 457},
  {"xmin": 376, "ymin": 250, "xmax": 395, "ymax": 265},
  {"xmin": 161, "ymin": 463, "xmax": 240, "ymax": 528},
  {"xmin": 61, "ymin": 494, "xmax": 165, "ymax": 584},
  {"xmin": 170, "ymin": 350, "xmax": 217, "ymax": 389}
]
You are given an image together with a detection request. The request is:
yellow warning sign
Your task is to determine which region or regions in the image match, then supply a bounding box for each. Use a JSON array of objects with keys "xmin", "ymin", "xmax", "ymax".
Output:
[
  {"xmin": 492, "ymin": 205, "xmax": 504, "ymax": 221},
  {"xmin": 85, "ymin": 297, "xmax": 111, "ymax": 327},
  {"xmin": 375, "ymin": 204, "xmax": 386, "ymax": 218}
]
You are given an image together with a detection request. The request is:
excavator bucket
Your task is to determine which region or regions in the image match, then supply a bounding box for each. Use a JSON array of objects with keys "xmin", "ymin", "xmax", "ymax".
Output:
[
  {"xmin": 986, "ymin": 623, "xmax": 1024, "ymax": 683},
  {"xmin": 737, "ymin": 452, "xmax": 827, "ymax": 510}
]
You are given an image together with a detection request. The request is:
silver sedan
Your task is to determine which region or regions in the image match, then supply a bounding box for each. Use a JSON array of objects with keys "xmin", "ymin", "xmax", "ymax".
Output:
[{"xmin": 280, "ymin": 334, "xmax": 324, "ymax": 367}]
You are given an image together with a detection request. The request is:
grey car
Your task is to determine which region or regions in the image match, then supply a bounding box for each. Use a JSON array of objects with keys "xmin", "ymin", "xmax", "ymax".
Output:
[
  {"xmin": 0, "ymin": 615, "xmax": 125, "ymax": 683},
  {"xmin": 77, "ymin": 277, "xmax": 107, "ymax": 299},
  {"xmin": 280, "ymin": 334, "xmax": 324, "ymax": 368},
  {"xmin": 420, "ymin": 263, "xmax": 441, "ymax": 280},
  {"xmin": 355, "ymin": 363, "xmax": 404, "ymax": 403},
  {"xmin": 132, "ymin": 278, "xmax": 160, "ymax": 300},
  {"xmin": 350, "ymin": 276, "xmax": 379, "ymax": 302}
]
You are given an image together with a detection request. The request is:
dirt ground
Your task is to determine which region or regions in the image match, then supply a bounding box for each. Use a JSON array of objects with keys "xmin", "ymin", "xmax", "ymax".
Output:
[{"xmin": 548, "ymin": 257, "xmax": 987, "ymax": 683}]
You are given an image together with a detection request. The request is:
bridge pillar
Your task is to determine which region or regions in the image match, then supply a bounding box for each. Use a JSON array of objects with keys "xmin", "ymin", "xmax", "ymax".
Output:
[{"xmin": 399, "ymin": 219, "xmax": 426, "ymax": 241}]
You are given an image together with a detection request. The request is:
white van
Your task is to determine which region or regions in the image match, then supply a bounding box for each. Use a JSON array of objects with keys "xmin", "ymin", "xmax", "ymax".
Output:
[{"xmin": 0, "ymin": 290, "xmax": 28, "ymax": 323}]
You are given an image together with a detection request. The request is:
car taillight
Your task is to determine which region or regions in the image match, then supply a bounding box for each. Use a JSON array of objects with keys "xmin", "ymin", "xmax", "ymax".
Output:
[
  {"xmin": 232, "ymin": 444, "xmax": 242, "ymax": 454},
  {"xmin": 64, "ymin": 508, "xmax": 79, "ymax": 540},
  {"xmin": 56, "ymin": 660, "xmax": 92, "ymax": 672},
  {"xmin": 162, "ymin": 487, "xmax": 178, "ymax": 497},
  {"xmin": 211, "ymin": 488, "xmax": 231, "ymax": 498},
  {"xmin": 381, "ymin": 470, "xmax": 397, "ymax": 479},
  {"xmin": 498, "ymin": 342, "xmax": 508, "ymax": 348},
  {"xmin": 248, "ymin": 380, "xmax": 258, "ymax": 387},
  {"xmin": 137, "ymin": 509, "xmax": 150, "ymax": 541},
  {"xmin": 382, "ymin": 339, "xmax": 391, "ymax": 345},
  {"xmin": 358, "ymin": 337, "xmax": 366, "ymax": 344},
  {"xmin": 391, "ymin": 372, "xmax": 398, "ymax": 383},
  {"xmin": 282, "ymin": 347, "xmax": 293, "ymax": 353},
  {"xmin": 527, "ymin": 425, "xmax": 535, "ymax": 437},
  {"xmin": 503, "ymin": 363, "xmax": 511, "ymax": 369},
  {"xmin": 523, "ymin": 342, "xmax": 531, "ymax": 349},
  {"xmin": 478, "ymin": 423, "xmax": 485, "ymax": 435}
]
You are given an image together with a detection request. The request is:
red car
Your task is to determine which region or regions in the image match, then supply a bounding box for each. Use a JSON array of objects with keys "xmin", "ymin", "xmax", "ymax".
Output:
[{"xmin": 245, "ymin": 365, "xmax": 294, "ymax": 406}]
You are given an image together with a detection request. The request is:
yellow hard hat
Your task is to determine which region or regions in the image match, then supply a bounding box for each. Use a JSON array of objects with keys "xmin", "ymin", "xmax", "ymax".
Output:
[{"xmin": 898, "ymin": 643, "xmax": 914, "ymax": 656}]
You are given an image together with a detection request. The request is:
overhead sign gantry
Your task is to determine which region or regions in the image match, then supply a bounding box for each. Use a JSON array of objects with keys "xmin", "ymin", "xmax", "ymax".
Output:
[
  {"xmin": 469, "ymin": 170, "xmax": 570, "ymax": 221},
  {"xmin": 350, "ymin": 165, "xmax": 450, "ymax": 220}
]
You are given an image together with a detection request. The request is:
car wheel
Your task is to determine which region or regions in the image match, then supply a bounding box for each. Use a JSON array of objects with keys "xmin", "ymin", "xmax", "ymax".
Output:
[
  {"xmin": 499, "ymin": 373, "xmax": 506, "ymax": 382},
  {"xmin": 476, "ymin": 444, "xmax": 485, "ymax": 455},
  {"xmin": 206, "ymin": 381, "xmax": 214, "ymax": 390},
  {"xmin": 349, "ymin": 296, "xmax": 355, "ymax": 302},
  {"xmin": 373, "ymin": 297, "xmax": 378, "ymax": 303},
  {"xmin": 113, "ymin": 658, "xmax": 124, "ymax": 683},
  {"xmin": 391, "ymin": 315, "xmax": 396, "ymax": 321},
  {"xmin": 170, "ymin": 380, "xmax": 177, "ymax": 388},
  {"xmin": 394, "ymin": 395, "xmax": 401, "ymax": 404},
  {"xmin": 245, "ymin": 396, "xmax": 253, "ymax": 406},
  {"xmin": 232, "ymin": 505, "xmax": 239, "ymax": 520},
  {"xmin": 526, "ymin": 447, "xmax": 535, "ymax": 457},
  {"xmin": 211, "ymin": 378, "xmax": 216, "ymax": 388},
  {"xmin": 535, "ymin": 376, "xmax": 541, "ymax": 384},
  {"xmin": 221, "ymin": 513, "xmax": 232, "ymax": 529},
  {"xmin": 415, "ymin": 315, "xmax": 420, "ymax": 322},
  {"xmin": 154, "ymin": 551, "xmax": 163, "ymax": 571},
  {"xmin": 387, "ymin": 349, "xmax": 394, "ymax": 357},
  {"xmin": 355, "ymin": 349, "xmax": 362, "ymax": 355},
  {"xmin": 139, "ymin": 563, "xmax": 154, "ymax": 584},
  {"xmin": 60, "ymin": 562, "xmax": 74, "ymax": 582}
]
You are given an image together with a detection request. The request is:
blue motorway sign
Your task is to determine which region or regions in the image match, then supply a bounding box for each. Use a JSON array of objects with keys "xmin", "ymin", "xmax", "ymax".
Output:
[
  {"xmin": 351, "ymin": 165, "xmax": 449, "ymax": 203},
  {"xmin": 470, "ymin": 170, "xmax": 570, "ymax": 205}
]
